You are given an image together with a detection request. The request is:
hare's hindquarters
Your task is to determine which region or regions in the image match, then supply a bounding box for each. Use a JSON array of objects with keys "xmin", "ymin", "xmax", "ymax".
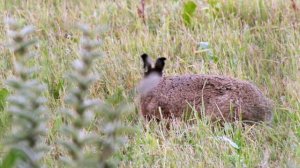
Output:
[{"xmin": 235, "ymin": 82, "xmax": 273, "ymax": 122}]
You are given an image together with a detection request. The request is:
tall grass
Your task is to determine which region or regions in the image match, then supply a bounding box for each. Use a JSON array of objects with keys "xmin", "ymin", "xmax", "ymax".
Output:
[{"xmin": 0, "ymin": 0, "xmax": 299, "ymax": 167}]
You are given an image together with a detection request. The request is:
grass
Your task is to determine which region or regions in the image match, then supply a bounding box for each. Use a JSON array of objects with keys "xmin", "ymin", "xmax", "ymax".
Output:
[{"xmin": 0, "ymin": 0, "xmax": 300, "ymax": 167}]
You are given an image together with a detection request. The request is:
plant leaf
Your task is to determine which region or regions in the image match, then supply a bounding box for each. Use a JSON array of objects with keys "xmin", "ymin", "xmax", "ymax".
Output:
[
  {"xmin": 0, "ymin": 88, "xmax": 9, "ymax": 111},
  {"xmin": 0, "ymin": 148, "xmax": 27, "ymax": 168},
  {"xmin": 182, "ymin": 1, "xmax": 197, "ymax": 26}
]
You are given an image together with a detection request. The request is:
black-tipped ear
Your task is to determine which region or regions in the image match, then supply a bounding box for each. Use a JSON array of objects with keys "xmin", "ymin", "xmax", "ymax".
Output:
[
  {"xmin": 154, "ymin": 57, "xmax": 166, "ymax": 74},
  {"xmin": 141, "ymin": 53, "xmax": 152, "ymax": 69},
  {"xmin": 141, "ymin": 53, "xmax": 153, "ymax": 75}
]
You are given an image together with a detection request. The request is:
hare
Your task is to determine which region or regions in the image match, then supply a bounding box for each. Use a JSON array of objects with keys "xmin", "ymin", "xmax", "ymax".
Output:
[{"xmin": 138, "ymin": 53, "xmax": 273, "ymax": 123}]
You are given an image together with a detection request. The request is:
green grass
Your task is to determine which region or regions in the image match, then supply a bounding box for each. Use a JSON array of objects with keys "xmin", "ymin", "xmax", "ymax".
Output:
[{"xmin": 0, "ymin": 0, "xmax": 300, "ymax": 167}]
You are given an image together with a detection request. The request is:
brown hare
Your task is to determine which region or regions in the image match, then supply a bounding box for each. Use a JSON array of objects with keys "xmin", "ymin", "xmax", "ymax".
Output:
[{"xmin": 138, "ymin": 53, "xmax": 273, "ymax": 123}]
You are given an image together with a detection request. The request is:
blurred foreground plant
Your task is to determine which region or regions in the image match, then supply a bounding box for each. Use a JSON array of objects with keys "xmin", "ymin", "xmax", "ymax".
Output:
[
  {"xmin": 60, "ymin": 24, "xmax": 133, "ymax": 168},
  {"xmin": 1, "ymin": 18, "xmax": 48, "ymax": 168}
]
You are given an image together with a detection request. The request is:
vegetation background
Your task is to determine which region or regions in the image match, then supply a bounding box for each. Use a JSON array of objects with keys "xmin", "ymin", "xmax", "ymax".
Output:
[{"xmin": 0, "ymin": 0, "xmax": 299, "ymax": 167}]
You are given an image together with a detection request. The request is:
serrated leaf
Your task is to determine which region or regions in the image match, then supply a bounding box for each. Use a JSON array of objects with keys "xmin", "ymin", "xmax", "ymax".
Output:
[
  {"xmin": 72, "ymin": 59, "xmax": 86, "ymax": 72},
  {"xmin": 7, "ymin": 95, "xmax": 29, "ymax": 107},
  {"xmin": 80, "ymin": 39, "xmax": 102, "ymax": 49},
  {"xmin": 61, "ymin": 125, "xmax": 78, "ymax": 138},
  {"xmin": 82, "ymin": 99, "xmax": 101, "ymax": 109},
  {"xmin": 8, "ymin": 107, "xmax": 36, "ymax": 122},
  {"xmin": 6, "ymin": 78, "xmax": 22, "ymax": 89},
  {"xmin": 59, "ymin": 141, "xmax": 81, "ymax": 158},
  {"xmin": 14, "ymin": 39, "xmax": 37, "ymax": 53}
]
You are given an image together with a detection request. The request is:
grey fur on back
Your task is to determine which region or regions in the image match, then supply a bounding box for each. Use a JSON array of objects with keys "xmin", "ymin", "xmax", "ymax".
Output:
[{"xmin": 139, "ymin": 54, "xmax": 273, "ymax": 123}]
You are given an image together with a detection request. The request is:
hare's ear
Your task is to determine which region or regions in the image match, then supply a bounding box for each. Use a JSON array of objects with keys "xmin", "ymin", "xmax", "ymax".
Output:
[
  {"xmin": 154, "ymin": 57, "xmax": 166, "ymax": 75},
  {"xmin": 141, "ymin": 53, "xmax": 153, "ymax": 73}
]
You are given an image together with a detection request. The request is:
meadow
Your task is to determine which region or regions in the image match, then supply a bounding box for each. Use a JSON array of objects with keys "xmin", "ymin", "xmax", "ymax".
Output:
[{"xmin": 0, "ymin": 0, "xmax": 300, "ymax": 167}]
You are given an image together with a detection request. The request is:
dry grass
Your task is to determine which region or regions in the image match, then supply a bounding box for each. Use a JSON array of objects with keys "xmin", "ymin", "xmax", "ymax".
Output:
[{"xmin": 0, "ymin": 0, "xmax": 300, "ymax": 167}]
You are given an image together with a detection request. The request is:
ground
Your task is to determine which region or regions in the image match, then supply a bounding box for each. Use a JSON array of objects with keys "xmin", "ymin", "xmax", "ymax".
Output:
[{"xmin": 0, "ymin": 0, "xmax": 299, "ymax": 167}]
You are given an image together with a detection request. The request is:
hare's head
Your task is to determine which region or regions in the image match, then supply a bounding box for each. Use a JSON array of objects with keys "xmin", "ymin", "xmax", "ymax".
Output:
[{"xmin": 141, "ymin": 53, "xmax": 166, "ymax": 77}]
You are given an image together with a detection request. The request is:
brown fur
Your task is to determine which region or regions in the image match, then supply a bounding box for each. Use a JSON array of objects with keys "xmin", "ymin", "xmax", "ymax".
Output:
[{"xmin": 140, "ymin": 74, "xmax": 273, "ymax": 123}]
